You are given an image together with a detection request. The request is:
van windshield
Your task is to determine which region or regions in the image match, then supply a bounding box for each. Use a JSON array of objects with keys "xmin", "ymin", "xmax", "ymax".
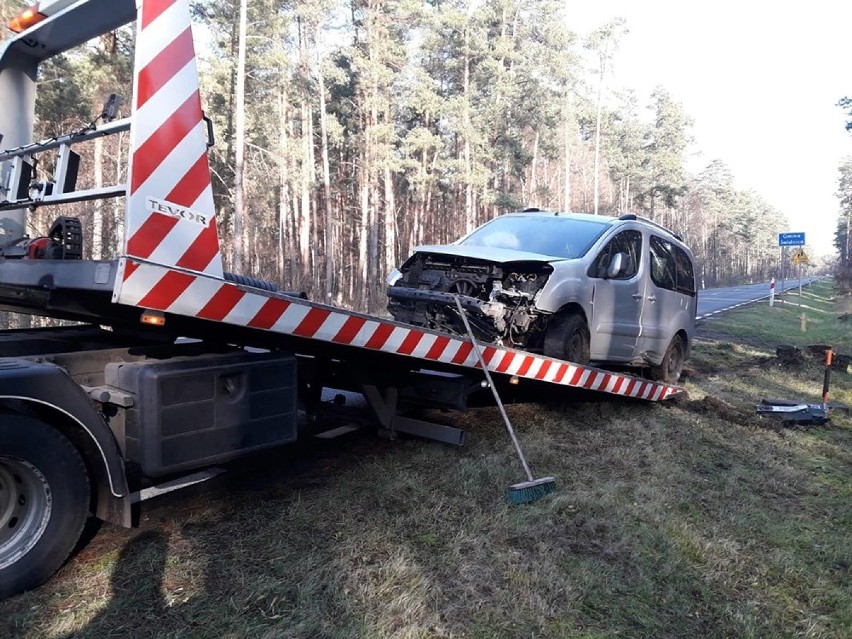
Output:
[{"xmin": 460, "ymin": 216, "xmax": 609, "ymax": 259}]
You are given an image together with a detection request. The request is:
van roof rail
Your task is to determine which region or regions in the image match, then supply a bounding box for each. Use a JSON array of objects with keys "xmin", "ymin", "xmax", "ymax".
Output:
[{"xmin": 618, "ymin": 213, "xmax": 683, "ymax": 242}]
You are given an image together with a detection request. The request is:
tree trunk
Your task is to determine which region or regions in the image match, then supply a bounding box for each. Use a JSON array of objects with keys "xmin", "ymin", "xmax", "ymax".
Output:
[
  {"xmin": 530, "ymin": 129, "xmax": 539, "ymax": 207},
  {"xmin": 278, "ymin": 85, "xmax": 290, "ymax": 283},
  {"xmin": 317, "ymin": 37, "xmax": 334, "ymax": 302},
  {"xmin": 463, "ymin": 25, "xmax": 473, "ymax": 234},
  {"xmin": 563, "ymin": 120, "xmax": 571, "ymax": 212},
  {"xmin": 383, "ymin": 102, "xmax": 396, "ymax": 278},
  {"xmin": 92, "ymin": 136, "xmax": 104, "ymax": 259},
  {"xmin": 299, "ymin": 100, "xmax": 312, "ymax": 289},
  {"xmin": 232, "ymin": 0, "xmax": 248, "ymax": 273},
  {"xmin": 384, "ymin": 162, "xmax": 396, "ymax": 275},
  {"xmin": 113, "ymin": 129, "xmax": 125, "ymax": 254},
  {"xmin": 358, "ymin": 152, "xmax": 370, "ymax": 307},
  {"xmin": 593, "ymin": 57, "xmax": 604, "ymax": 216},
  {"xmin": 368, "ymin": 102, "xmax": 379, "ymax": 309},
  {"xmin": 358, "ymin": 96, "xmax": 371, "ymax": 308}
]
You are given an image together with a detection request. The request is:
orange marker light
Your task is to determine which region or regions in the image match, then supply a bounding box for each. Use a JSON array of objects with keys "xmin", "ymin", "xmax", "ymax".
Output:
[
  {"xmin": 140, "ymin": 310, "xmax": 166, "ymax": 327},
  {"xmin": 8, "ymin": 5, "xmax": 46, "ymax": 33}
]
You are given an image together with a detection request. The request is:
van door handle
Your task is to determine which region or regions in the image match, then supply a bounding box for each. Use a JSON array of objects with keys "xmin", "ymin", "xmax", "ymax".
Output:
[
  {"xmin": 632, "ymin": 293, "xmax": 643, "ymax": 300},
  {"xmin": 647, "ymin": 295, "xmax": 657, "ymax": 302}
]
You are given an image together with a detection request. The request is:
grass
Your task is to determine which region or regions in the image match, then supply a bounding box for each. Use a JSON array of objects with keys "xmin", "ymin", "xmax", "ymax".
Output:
[
  {"xmin": 700, "ymin": 279, "xmax": 852, "ymax": 355},
  {"xmin": 1, "ymin": 281, "xmax": 850, "ymax": 638}
]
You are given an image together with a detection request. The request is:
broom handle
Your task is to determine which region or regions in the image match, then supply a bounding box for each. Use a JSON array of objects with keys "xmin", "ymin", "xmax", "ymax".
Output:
[{"xmin": 454, "ymin": 296, "xmax": 534, "ymax": 482}]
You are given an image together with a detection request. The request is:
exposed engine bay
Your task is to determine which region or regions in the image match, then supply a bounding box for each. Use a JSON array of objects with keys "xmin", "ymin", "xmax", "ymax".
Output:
[{"xmin": 387, "ymin": 252, "xmax": 553, "ymax": 347}]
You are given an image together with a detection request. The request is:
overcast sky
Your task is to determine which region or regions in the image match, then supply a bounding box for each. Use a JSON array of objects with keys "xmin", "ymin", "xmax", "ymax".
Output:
[{"xmin": 565, "ymin": 0, "xmax": 851, "ymax": 255}]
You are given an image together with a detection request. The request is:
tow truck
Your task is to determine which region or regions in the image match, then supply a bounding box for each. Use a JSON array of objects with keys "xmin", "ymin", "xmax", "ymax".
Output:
[{"xmin": 0, "ymin": 0, "xmax": 682, "ymax": 599}]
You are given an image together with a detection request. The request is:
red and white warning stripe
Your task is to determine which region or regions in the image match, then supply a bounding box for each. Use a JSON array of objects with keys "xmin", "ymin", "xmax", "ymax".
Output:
[
  {"xmin": 123, "ymin": 0, "xmax": 222, "ymax": 279},
  {"xmin": 113, "ymin": 260, "xmax": 682, "ymax": 402}
]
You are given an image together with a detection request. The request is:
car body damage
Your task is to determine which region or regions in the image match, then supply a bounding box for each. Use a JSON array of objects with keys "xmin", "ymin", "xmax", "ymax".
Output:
[
  {"xmin": 387, "ymin": 212, "xmax": 613, "ymax": 350},
  {"xmin": 387, "ymin": 210, "xmax": 698, "ymax": 382},
  {"xmin": 387, "ymin": 250, "xmax": 554, "ymax": 348}
]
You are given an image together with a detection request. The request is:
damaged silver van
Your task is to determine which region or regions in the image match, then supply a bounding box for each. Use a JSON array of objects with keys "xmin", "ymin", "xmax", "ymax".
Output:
[{"xmin": 387, "ymin": 210, "xmax": 697, "ymax": 382}]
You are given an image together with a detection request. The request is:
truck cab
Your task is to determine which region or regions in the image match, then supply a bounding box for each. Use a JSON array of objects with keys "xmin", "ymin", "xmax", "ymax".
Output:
[{"xmin": 0, "ymin": 0, "xmax": 297, "ymax": 599}]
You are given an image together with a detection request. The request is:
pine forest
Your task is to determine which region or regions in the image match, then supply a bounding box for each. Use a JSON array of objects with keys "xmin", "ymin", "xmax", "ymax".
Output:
[{"xmin": 0, "ymin": 0, "xmax": 826, "ymax": 317}]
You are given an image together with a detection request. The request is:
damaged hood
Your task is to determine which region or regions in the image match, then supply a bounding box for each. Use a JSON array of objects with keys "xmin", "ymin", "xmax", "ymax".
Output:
[{"xmin": 411, "ymin": 244, "xmax": 569, "ymax": 264}]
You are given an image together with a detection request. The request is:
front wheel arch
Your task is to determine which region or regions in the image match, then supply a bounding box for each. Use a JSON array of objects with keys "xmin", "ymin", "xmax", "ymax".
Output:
[{"xmin": 543, "ymin": 307, "xmax": 591, "ymax": 365}]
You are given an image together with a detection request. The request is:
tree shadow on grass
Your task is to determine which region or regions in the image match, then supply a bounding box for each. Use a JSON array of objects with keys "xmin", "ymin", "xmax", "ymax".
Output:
[
  {"xmin": 14, "ymin": 434, "xmax": 373, "ymax": 639},
  {"xmin": 64, "ymin": 531, "xmax": 178, "ymax": 639},
  {"xmin": 63, "ymin": 440, "xmax": 374, "ymax": 639}
]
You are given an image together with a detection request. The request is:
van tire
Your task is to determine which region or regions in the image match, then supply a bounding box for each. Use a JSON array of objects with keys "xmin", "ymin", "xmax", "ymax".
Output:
[
  {"xmin": 544, "ymin": 312, "xmax": 590, "ymax": 365},
  {"xmin": 650, "ymin": 335, "xmax": 685, "ymax": 383},
  {"xmin": 0, "ymin": 416, "xmax": 90, "ymax": 599}
]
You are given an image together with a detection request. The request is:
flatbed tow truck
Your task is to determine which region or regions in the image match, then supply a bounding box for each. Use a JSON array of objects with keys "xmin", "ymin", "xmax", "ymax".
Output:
[{"xmin": 0, "ymin": 0, "xmax": 682, "ymax": 599}]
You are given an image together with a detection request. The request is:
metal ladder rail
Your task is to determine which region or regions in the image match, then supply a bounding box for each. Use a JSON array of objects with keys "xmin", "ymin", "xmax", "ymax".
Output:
[{"xmin": 0, "ymin": 118, "xmax": 130, "ymax": 212}]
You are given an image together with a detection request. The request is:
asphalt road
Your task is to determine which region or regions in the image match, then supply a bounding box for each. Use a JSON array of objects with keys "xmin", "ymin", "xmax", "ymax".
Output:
[{"xmin": 696, "ymin": 276, "xmax": 822, "ymax": 320}]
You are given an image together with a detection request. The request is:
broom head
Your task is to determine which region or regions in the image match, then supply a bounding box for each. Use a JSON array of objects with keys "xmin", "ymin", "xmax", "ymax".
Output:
[{"xmin": 507, "ymin": 476, "xmax": 556, "ymax": 505}]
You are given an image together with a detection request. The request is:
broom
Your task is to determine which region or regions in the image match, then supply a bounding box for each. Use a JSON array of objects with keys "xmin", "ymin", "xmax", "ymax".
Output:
[{"xmin": 453, "ymin": 296, "xmax": 556, "ymax": 504}]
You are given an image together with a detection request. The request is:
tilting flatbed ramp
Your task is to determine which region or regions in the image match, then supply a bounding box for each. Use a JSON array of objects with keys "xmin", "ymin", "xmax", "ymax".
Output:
[{"xmin": 113, "ymin": 259, "xmax": 681, "ymax": 401}]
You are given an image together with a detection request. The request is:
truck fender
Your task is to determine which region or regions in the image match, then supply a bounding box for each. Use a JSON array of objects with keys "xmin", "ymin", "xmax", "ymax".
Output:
[{"xmin": 0, "ymin": 358, "xmax": 129, "ymax": 526}]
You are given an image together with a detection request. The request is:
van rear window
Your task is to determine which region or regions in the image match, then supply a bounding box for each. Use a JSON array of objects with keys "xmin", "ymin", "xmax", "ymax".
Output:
[{"xmin": 673, "ymin": 244, "xmax": 696, "ymax": 295}]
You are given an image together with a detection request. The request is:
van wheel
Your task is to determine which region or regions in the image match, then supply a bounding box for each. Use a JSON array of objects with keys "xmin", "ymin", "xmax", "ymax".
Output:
[
  {"xmin": 544, "ymin": 312, "xmax": 590, "ymax": 365},
  {"xmin": 650, "ymin": 335, "xmax": 685, "ymax": 383},
  {"xmin": 0, "ymin": 416, "xmax": 90, "ymax": 599}
]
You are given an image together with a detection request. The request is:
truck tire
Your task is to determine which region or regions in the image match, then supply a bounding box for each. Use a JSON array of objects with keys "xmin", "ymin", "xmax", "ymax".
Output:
[
  {"xmin": 0, "ymin": 415, "xmax": 90, "ymax": 599},
  {"xmin": 650, "ymin": 335, "xmax": 685, "ymax": 383},
  {"xmin": 544, "ymin": 312, "xmax": 590, "ymax": 365}
]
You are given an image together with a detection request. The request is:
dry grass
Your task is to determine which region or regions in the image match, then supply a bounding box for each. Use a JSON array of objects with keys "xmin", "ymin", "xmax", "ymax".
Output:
[{"xmin": 1, "ymin": 282, "xmax": 850, "ymax": 638}]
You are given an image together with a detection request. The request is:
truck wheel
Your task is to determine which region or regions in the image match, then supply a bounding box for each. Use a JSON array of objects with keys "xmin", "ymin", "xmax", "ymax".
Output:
[
  {"xmin": 0, "ymin": 416, "xmax": 90, "ymax": 599},
  {"xmin": 650, "ymin": 335, "xmax": 685, "ymax": 383},
  {"xmin": 544, "ymin": 312, "xmax": 590, "ymax": 365}
]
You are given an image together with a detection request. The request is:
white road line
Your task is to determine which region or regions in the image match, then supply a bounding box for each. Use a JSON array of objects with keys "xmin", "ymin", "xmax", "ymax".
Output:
[
  {"xmin": 696, "ymin": 277, "xmax": 820, "ymax": 321},
  {"xmin": 697, "ymin": 298, "xmax": 766, "ymax": 321}
]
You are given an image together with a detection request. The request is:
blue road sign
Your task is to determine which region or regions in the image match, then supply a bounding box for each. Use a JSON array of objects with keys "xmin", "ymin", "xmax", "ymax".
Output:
[{"xmin": 779, "ymin": 232, "xmax": 805, "ymax": 246}]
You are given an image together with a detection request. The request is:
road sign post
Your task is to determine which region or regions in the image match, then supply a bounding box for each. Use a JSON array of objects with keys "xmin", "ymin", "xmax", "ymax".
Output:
[
  {"xmin": 799, "ymin": 262, "xmax": 803, "ymax": 306},
  {"xmin": 789, "ymin": 248, "xmax": 809, "ymax": 306}
]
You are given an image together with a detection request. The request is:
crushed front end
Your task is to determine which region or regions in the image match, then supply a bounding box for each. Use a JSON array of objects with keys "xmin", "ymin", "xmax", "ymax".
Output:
[{"xmin": 387, "ymin": 252, "xmax": 553, "ymax": 348}]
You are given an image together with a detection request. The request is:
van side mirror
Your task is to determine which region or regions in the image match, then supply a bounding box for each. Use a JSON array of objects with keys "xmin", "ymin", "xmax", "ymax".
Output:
[{"xmin": 606, "ymin": 252, "xmax": 625, "ymax": 279}]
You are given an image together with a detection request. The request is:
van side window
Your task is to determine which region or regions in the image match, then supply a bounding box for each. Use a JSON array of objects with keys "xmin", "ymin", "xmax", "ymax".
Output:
[
  {"xmin": 589, "ymin": 230, "xmax": 642, "ymax": 279},
  {"xmin": 649, "ymin": 235, "xmax": 696, "ymax": 296},
  {"xmin": 649, "ymin": 236, "xmax": 676, "ymax": 291}
]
